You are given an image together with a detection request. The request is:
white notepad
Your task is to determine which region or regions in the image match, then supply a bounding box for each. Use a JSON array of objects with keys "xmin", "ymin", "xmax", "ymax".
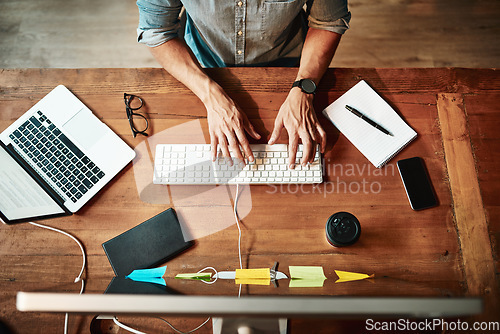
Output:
[{"xmin": 322, "ymin": 80, "xmax": 417, "ymax": 168}]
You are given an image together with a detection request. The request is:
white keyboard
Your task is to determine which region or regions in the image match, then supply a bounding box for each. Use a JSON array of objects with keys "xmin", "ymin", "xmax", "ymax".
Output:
[{"xmin": 153, "ymin": 144, "xmax": 323, "ymax": 185}]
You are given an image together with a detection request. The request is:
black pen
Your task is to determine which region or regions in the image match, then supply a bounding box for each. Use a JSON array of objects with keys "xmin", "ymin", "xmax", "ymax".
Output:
[{"xmin": 345, "ymin": 105, "xmax": 393, "ymax": 136}]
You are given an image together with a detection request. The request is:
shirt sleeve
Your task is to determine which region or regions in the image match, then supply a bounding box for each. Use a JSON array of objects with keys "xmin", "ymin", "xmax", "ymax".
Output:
[
  {"xmin": 307, "ymin": 0, "xmax": 351, "ymax": 35},
  {"xmin": 136, "ymin": 0, "xmax": 183, "ymax": 47}
]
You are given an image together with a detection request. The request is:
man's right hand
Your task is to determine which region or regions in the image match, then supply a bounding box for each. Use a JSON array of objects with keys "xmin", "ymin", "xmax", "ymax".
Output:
[
  {"xmin": 205, "ymin": 86, "xmax": 261, "ymax": 166},
  {"xmin": 149, "ymin": 39, "xmax": 260, "ymax": 165}
]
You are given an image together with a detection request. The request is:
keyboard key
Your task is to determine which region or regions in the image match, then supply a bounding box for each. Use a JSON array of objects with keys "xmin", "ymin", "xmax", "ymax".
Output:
[
  {"xmin": 59, "ymin": 133, "xmax": 84, "ymax": 159},
  {"xmin": 30, "ymin": 116, "xmax": 41, "ymax": 127},
  {"xmin": 78, "ymin": 184, "xmax": 88, "ymax": 194},
  {"xmin": 172, "ymin": 146, "xmax": 186, "ymax": 152},
  {"xmin": 82, "ymin": 178, "xmax": 93, "ymax": 189}
]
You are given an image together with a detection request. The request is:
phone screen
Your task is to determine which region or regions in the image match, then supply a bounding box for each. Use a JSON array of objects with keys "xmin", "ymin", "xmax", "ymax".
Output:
[{"xmin": 397, "ymin": 157, "xmax": 438, "ymax": 210}]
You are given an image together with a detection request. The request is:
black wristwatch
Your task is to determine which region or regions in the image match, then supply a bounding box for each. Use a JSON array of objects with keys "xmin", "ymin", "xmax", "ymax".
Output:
[{"xmin": 292, "ymin": 78, "xmax": 317, "ymax": 94}]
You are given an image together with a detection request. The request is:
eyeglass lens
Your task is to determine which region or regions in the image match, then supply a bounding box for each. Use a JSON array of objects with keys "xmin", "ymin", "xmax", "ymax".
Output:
[{"xmin": 126, "ymin": 94, "xmax": 143, "ymax": 110}]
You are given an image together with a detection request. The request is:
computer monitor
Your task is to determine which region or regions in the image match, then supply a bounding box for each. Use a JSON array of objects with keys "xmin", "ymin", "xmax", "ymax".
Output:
[{"xmin": 17, "ymin": 279, "xmax": 483, "ymax": 334}]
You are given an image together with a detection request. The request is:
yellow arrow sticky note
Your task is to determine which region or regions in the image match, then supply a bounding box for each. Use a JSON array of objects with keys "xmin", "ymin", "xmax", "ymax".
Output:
[
  {"xmin": 235, "ymin": 268, "xmax": 270, "ymax": 285},
  {"xmin": 334, "ymin": 270, "xmax": 374, "ymax": 283},
  {"xmin": 235, "ymin": 268, "xmax": 270, "ymax": 279},
  {"xmin": 289, "ymin": 266, "xmax": 327, "ymax": 288},
  {"xmin": 235, "ymin": 278, "xmax": 271, "ymax": 285}
]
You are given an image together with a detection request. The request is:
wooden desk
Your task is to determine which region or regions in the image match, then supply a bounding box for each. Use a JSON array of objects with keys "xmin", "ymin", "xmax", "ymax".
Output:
[{"xmin": 0, "ymin": 68, "xmax": 498, "ymax": 333}]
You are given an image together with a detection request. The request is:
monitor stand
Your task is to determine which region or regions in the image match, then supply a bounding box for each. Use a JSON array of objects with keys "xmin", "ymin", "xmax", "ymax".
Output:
[{"xmin": 212, "ymin": 317, "xmax": 287, "ymax": 334}]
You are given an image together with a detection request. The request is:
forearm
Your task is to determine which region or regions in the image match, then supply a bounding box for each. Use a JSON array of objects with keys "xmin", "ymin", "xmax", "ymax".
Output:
[
  {"xmin": 295, "ymin": 28, "xmax": 342, "ymax": 84},
  {"xmin": 149, "ymin": 38, "xmax": 224, "ymax": 104},
  {"xmin": 150, "ymin": 38, "xmax": 260, "ymax": 162}
]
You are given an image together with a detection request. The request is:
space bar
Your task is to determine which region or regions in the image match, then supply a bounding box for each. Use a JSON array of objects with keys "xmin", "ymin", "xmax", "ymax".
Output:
[{"xmin": 59, "ymin": 133, "xmax": 84, "ymax": 159}]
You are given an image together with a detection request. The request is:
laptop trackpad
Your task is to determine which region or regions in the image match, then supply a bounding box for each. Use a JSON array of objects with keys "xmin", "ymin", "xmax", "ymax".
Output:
[{"xmin": 63, "ymin": 109, "xmax": 107, "ymax": 150}]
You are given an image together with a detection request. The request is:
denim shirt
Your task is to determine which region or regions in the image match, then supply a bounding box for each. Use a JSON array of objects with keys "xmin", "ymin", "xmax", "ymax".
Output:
[{"xmin": 136, "ymin": 0, "xmax": 351, "ymax": 67}]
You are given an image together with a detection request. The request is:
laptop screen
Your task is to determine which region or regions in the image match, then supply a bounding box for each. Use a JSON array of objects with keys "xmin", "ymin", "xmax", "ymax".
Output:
[{"xmin": 0, "ymin": 144, "xmax": 66, "ymax": 223}]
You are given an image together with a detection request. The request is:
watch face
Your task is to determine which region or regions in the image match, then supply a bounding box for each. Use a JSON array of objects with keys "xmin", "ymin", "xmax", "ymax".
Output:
[{"xmin": 301, "ymin": 79, "xmax": 316, "ymax": 94}]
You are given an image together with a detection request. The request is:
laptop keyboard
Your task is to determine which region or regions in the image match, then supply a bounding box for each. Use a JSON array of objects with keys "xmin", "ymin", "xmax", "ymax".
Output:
[{"xmin": 8, "ymin": 110, "xmax": 105, "ymax": 203}]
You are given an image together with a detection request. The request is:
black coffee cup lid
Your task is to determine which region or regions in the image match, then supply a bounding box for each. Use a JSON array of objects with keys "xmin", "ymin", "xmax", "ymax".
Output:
[{"xmin": 326, "ymin": 212, "xmax": 361, "ymax": 246}]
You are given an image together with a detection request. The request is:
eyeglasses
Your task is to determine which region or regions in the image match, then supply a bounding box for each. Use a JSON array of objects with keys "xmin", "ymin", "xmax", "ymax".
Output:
[{"xmin": 124, "ymin": 93, "xmax": 148, "ymax": 137}]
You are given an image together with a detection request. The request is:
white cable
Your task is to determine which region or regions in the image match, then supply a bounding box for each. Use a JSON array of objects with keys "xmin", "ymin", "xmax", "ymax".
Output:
[
  {"xmin": 233, "ymin": 184, "xmax": 244, "ymax": 298},
  {"xmin": 196, "ymin": 266, "xmax": 218, "ymax": 284},
  {"xmin": 233, "ymin": 183, "xmax": 243, "ymax": 270},
  {"xmin": 157, "ymin": 317, "xmax": 211, "ymax": 334},
  {"xmin": 113, "ymin": 317, "xmax": 147, "ymax": 334},
  {"xmin": 28, "ymin": 222, "xmax": 86, "ymax": 286},
  {"xmin": 28, "ymin": 221, "xmax": 86, "ymax": 334}
]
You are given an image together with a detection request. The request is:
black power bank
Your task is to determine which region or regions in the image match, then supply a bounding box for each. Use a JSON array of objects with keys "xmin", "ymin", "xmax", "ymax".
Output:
[{"xmin": 102, "ymin": 208, "xmax": 193, "ymax": 276}]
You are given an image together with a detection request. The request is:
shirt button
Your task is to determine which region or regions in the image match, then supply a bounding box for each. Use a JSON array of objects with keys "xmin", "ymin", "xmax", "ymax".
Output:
[
  {"xmin": 237, "ymin": 31, "xmax": 243, "ymax": 36},
  {"xmin": 237, "ymin": 1, "xmax": 243, "ymax": 6},
  {"xmin": 237, "ymin": 50, "xmax": 242, "ymax": 55}
]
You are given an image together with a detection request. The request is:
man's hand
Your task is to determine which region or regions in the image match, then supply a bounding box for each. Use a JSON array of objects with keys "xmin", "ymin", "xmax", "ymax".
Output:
[
  {"xmin": 266, "ymin": 28, "xmax": 341, "ymax": 169},
  {"xmin": 205, "ymin": 87, "xmax": 261, "ymax": 166},
  {"xmin": 268, "ymin": 87, "xmax": 326, "ymax": 169}
]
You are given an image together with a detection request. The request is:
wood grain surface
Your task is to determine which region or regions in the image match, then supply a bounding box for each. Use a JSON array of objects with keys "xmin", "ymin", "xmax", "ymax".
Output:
[{"xmin": 0, "ymin": 68, "xmax": 498, "ymax": 333}]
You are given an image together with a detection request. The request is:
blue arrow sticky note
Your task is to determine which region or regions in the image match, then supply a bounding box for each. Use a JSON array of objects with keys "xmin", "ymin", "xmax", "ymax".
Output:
[
  {"xmin": 128, "ymin": 276, "xmax": 167, "ymax": 286},
  {"xmin": 126, "ymin": 266, "xmax": 167, "ymax": 286}
]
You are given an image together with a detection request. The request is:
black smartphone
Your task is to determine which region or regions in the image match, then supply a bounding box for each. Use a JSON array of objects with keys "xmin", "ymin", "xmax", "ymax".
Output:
[{"xmin": 397, "ymin": 157, "xmax": 438, "ymax": 210}]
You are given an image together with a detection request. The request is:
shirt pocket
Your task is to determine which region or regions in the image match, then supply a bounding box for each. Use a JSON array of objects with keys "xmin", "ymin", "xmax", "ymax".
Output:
[{"xmin": 261, "ymin": 0, "xmax": 305, "ymax": 39}]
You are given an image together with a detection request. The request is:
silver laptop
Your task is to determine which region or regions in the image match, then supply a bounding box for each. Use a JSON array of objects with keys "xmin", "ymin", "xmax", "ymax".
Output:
[{"xmin": 0, "ymin": 85, "xmax": 136, "ymax": 224}]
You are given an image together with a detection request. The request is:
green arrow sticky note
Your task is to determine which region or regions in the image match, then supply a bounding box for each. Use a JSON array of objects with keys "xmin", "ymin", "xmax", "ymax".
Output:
[
  {"xmin": 175, "ymin": 273, "xmax": 212, "ymax": 280},
  {"xmin": 289, "ymin": 266, "xmax": 327, "ymax": 288}
]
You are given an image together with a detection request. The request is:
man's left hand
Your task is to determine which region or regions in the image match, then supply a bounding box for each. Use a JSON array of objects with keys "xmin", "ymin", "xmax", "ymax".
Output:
[{"xmin": 268, "ymin": 87, "xmax": 326, "ymax": 169}]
